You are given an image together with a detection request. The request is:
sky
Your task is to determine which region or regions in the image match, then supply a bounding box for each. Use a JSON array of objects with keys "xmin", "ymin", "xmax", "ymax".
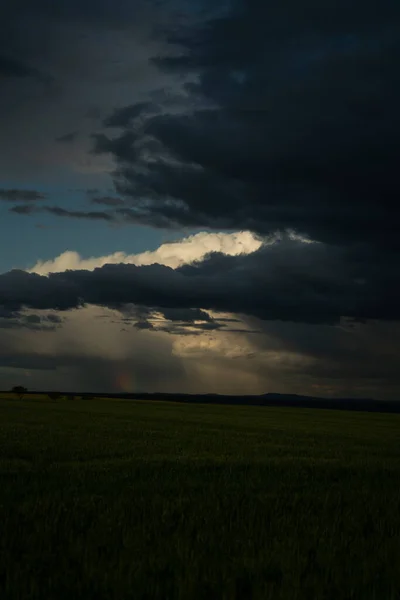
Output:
[{"xmin": 0, "ymin": 0, "xmax": 399, "ymax": 398}]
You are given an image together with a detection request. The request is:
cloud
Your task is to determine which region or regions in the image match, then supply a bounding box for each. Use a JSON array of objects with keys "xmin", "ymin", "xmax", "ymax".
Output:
[
  {"xmin": 10, "ymin": 205, "xmax": 38, "ymax": 215},
  {"xmin": 91, "ymin": 131, "xmax": 141, "ymax": 163},
  {"xmin": 1, "ymin": 1, "xmax": 399, "ymax": 400},
  {"xmin": 134, "ymin": 320, "xmax": 154, "ymax": 331},
  {"xmin": 103, "ymin": 102, "xmax": 157, "ymax": 128},
  {"xmin": 81, "ymin": 0, "xmax": 400, "ymax": 345},
  {"xmin": 28, "ymin": 230, "xmax": 263, "ymax": 274},
  {"xmin": 90, "ymin": 0, "xmax": 400, "ymax": 252},
  {"xmin": 43, "ymin": 206, "xmax": 114, "ymax": 221},
  {"xmin": 244, "ymin": 317, "xmax": 400, "ymax": 399},
  {"xmin": 0, "ymin": 310, "xmax": 63, "ymax": 331},
  {"xmin": 0, "ymin": 304, "xmax": 190, "ymax": 393},
  {"xmin": 0, "ymin": 234, "xmax": 396, "ymax": 325},
  {"xmin": 90, "ymin": 196, "xmax": 126, "ymax": 207},
  {"xmin": 0, "ymin": 0, "xmax": 183, "ymax": 179},
  {"xmin": 1, "ymin": 302, "xmax": 400, "ymax": 398},
  {"xmin": 8, "ymin": 204, "xmax": 114, "ymax": 220},
  {"xmin": 0, "ymin": 189, "xmax": 46, "ymax": 202},
  {"xmin": 160, "ymin": 307, "xmax": 212, "ymax": 322},
  {"xmin": 55, "ymin": 132, "xmax": 78, "ymax": 143},
  {"xmin": 130, "ymin": 306, "xmax": 236, "ymax": 336},
  {"xmin": 0, "ymin": 55, "xmax": 48, "ymax": 81},
  {"xmin": 112, "ymin": 302, "xmax": 259, "ymax": 336}
]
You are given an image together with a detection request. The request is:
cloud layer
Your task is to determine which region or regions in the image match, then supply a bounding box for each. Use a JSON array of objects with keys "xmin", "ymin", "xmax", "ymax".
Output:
[
  {"xmin": 0, "ymin": 233, "xmax": 396, "ymax": 326},
  {"xmin": 0, "ymin": 0, "xmax": 183, "ymax": 179},
  {"xmin": 29, "ymin": 230, "xmax": 263, "ymax": 274},
  {"xmin": 0, "ymin": 229, "xmax": 399, "ymax": 399},
  {"xmin": 0, "ymin": 189, "xmax": 46, "ymax": 202},
  {"xmin": 1, "ymin": 1, "xmax": 399, "ymax": 399},
  {"xmin": 89, "ymin": 0, "xmax": 400, "ymax": 250},
  {"xmin": 2, "ymin": 303, "xmax": 400, "ymax": 399}
]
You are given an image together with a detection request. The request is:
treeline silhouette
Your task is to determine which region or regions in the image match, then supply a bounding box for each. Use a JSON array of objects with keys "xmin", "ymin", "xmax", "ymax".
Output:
[{"xmin": 6, "ymin": 388, "xmax": 400, "ymax": 414}]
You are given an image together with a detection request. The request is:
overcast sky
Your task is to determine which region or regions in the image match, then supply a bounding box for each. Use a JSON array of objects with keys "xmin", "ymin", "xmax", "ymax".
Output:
[{"xmin": 1, "ymin": 0, "xmax": 399, "ymax": 398}]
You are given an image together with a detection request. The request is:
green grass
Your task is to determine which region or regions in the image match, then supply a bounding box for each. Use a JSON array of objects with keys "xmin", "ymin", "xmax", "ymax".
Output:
[{"xmin": 0, "ymin": 395, "xmax": 399, "ymax": 599}]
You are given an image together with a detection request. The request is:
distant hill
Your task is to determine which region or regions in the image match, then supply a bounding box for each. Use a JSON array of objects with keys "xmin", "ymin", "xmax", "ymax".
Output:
[{"xmin": 6, "ymin": 390, "xmax": 398, "ymax": 414}]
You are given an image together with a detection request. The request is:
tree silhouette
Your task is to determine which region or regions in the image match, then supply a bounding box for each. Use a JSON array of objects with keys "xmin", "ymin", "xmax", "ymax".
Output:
[
  {"xmin": 48, "ymin": 391, "xmax": 62, "ymax": 401},
  {"xmin": 11, "ymin": 386, "xmax": 28, "ymax": 400}
]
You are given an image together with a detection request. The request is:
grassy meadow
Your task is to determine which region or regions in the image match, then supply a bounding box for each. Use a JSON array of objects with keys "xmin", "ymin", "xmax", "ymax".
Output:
[{"xmin": 0, "ymin": 393, "xmax": 399, "ymax": 599}]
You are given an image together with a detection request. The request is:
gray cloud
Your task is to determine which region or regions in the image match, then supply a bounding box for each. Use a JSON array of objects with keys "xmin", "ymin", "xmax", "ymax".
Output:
[
  {"xmin": 44, "ymin": 206, "xmax": 114, "ymax": 221},
  {"xmin": 0, "ymin": 0, "xmax": 183, "ymax": 179},
  {"xmin": 84, "ymin": 0, "xmax": 400, "ymax": 351},
  {"xmin": 1, "ymin": 304, "xmax": 400, "ymax": 399},
  {"xmin": 133, "ymin": 306, "xmax": 228, "ymax": 335},
  {"xmin": 134, "ymin": 320, "xmax": 155, "ymax": 330},
  {"xmin": 55, "ymin": 132, "xmax": 78, "ymax": 143},
  {"xmin": 160, "ymin": 307, "xmax": 212, "ymax": 322},
  {"xmin": 9, "ymin": 204, "xmax": 115, "ymax": 221},
  {"xmin": 90, "ymin": 196, "xmax": 126, "ymax": 207},
  {"xmin": 128, "ymin": 306, "xmax": 258, "ymax": 336},
  {"xmin": 10, "ymin": 204, "xmax": 38, "ymax": 215},
  {"xmin": 91, "ymin": 131, "xmax": 141, "ymax": 163},
  {"xmin": 156, "ymin": 322, "xmax": 223, "ymax": 336},
  {"xmin": 0, "ymin": 189, "xmax": 46, "ymax": 202},
  {"xmin": 0, "ymin": 305, "xmax": 191, "ymax": 393},
  {"xmin": 0, "ymin": 236, "xmax": 397, "ymax": 324},
  {"xmin": 89, "ymin": 0, "xmax": 400, "ymax": 252},
  {"xmin": 0, "ymin": 311, "xmax": 63, "ymax": 331},
  {"xmin": 1, "ymin": 0, "xmax": 399, "ymax": 399},
  {"xmin": 0, "ymin": 55, "xmax": 44, "ymax": 79},
  {"xmin": 245, "ymin": 317, "xmax": 400, "ymax": 399},
  {"xmin": 103, "ymin": 102, "xmax": 157, "ymax": 128}
]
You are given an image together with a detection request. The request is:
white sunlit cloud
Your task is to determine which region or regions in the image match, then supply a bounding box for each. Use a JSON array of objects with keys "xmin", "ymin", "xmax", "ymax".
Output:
[
  {"xmin": 28, "ymin": 230, "xmax": 264, "ymax": 274},
  {"xmin": 28, "ymin": 229, "xmax": 315, "ymax": 275}
]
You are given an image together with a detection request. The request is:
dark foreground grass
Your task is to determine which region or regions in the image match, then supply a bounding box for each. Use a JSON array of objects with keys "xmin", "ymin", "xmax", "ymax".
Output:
[{"xmin": 0, "ymin": 396, "xmax": 399, "ymax": 599}]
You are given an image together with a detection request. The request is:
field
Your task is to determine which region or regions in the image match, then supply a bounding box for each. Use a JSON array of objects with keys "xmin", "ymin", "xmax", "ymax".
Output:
[{"xmin": 0, "ymin": 394, "xmax": 399, "ymax": 599}]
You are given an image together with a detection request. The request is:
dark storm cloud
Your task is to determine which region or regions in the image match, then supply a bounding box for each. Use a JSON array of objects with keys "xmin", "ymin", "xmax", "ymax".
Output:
[
  {"xmin": 1, "ymin": 0, "xmax": 399, "ymax": 363},
  {"xmin": 90, "ymin": 196, "xmax": 126, "ymax": 207},
  {"xmin": 156, "ymin": 321, "xmax": 223, "ymax": 336},
  {"xmin": 0, "ymin": 55, "xmax": 44, "ymax": 80},
  {"xmin": 91, "ymin": 132, "xmax": 141, "ymax": 163},
  {"xmin": 44, "ymin": 207, "xmax": 114, "ymax": 221},
  {"xmin": 103, "ymin": 102, "xmax": 156, "ymax": 128},
  {"xmin": 249, "ymin": 318, "xmax": 400, "ymax": 396},
  {"xmin": 114, "ymin": 206, "xmax": 192, "ymax": 230},
  {"xmin": 93, "ymin": 0, "xmax": 400, "ymax": 251},
  {"xmin": 0, "ymin": 312, "xmax": 63, "ymax": 331},
  {"xmin": 10, "ymin": 205, "xmax": 38, "ymax": 215},
  {"xmin": 1, "ymin": 0, "xmax": 160, "ymax": 28},
  {"xmin": 0, "ymin": 236, "xmax": 398, "ymax": 324},
  {"xmin": 9, "ymin": 204, "xmax": 115, "ymax": 221},
  {"xmin": 0, "ymin": 0, "xmax": 189, "ymax": 180},
  {"xmin": 134, "ymin": 318, "xmax": 223, "ymax": 336},
  {"xmin": 134, "ymin": 320, "xmax": 155, "ymax": 330},
  {"xmin": 134, "ymin": 307, "xmax": 226, "ymax": 335},
  {"xmin": 0, "ymin": 189, "xmax": 46, "ymax": 202},
  {"xmin": 55, "ymin": 132, "xmax": 78, "ymax": 143},
  {"xmin": 130, "ymin": 307, "xmax": 259, "ymax": 336},
  {"xmin": 161, "ymin": 307, "xmax": 212, "ymax": 322},
  {"xmin": 44, "ymin": 313, "xmax": 63, "ymax": 324}
]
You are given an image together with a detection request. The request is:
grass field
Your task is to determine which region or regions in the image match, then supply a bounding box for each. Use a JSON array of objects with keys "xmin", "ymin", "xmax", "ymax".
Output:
[{"xmin": 0, "ymin": 394, "xmax": 399, "ymax": 599}]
